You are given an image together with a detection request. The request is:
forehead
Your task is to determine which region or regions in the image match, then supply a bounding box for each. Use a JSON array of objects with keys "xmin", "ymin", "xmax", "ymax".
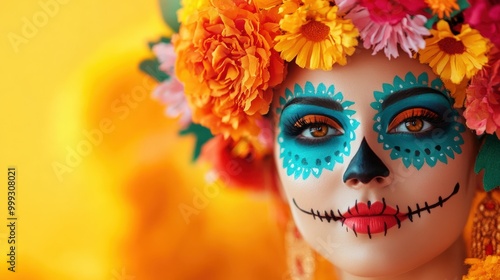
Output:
[{"xmin": 274, "ymin": 49, "xmax": 438, "ymax": 104}]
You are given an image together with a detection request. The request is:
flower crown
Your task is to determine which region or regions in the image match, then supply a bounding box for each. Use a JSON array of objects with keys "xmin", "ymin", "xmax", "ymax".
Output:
[{"xmin": 141, "ymin": 0, "xmax": 500, "ymax": 192}]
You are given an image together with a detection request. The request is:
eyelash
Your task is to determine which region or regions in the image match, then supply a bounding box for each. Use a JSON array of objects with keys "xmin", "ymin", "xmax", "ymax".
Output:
[
  {"xmin": 285, "ymin": 114, "xmax": 343, "ymax": 136},
  {"xmin": 387, "ymin": 108, "xmax": 444, "ymax": 133}
]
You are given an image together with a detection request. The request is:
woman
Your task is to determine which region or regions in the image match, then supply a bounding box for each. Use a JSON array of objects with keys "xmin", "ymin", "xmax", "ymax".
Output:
[
  {"xmin": 145, "ymin": 0, "xmax": 500, "ymax": 278},
  {"xmin": 274, "ymin": 48, "xmax": 480, "ymax": 278}
]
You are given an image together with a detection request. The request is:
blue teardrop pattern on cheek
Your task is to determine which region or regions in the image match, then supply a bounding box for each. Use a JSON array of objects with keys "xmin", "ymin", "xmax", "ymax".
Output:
[
  {"xmin": 276, "ymin": 82, "xmax": 359, "ymax": 180},
  {"xmin": 370, "ymin": 72, "xmax": 466, "ymax": 170}
]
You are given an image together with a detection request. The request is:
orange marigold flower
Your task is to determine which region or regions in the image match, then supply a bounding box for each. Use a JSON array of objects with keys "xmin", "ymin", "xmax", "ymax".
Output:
[
  {"xmin": 418, "ymin": 20, "xmax": 490, "ymax": 84},
  {"xmin": 464, "ymin": 256, "xmax": 500, "ymax": 280},
  {"xmin": 173, "ymin": 0, "xmax": 285, "ymax": 140},
  {"xmin": 425, "ymin": 0, "xmax": 459, "ymax": 19}
]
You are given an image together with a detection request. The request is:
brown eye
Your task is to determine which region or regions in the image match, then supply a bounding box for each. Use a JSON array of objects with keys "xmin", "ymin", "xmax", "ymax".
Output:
[
  {"xmin": 388, "ymin": 108, "xmax": 439, "ymax": 134},
  {"xmin": 309, "ymin": 124, "xmax": 329, "ymax": 137},
  {"xmin": 404, "ymin": 119, "xmax": 424, "ymax": 132},
  {"xmin": 294, "ymin": 114, "xmax": 344, "ymax": 138}
]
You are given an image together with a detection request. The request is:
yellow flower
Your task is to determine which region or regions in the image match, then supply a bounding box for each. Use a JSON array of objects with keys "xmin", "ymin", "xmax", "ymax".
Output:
[
  {"xmin": 418, "ymin": 20, "xmax": 490, "ymax": 84},
  {"xmin": 442, "ymin": 78, "xmax": 469, "ymax": 107},
  {"xmin": 274, "ymin": 0, "xmax": 358, "ymax": 70},
  {"xmin": 463, "ymin": 256, "xmax": 500, "ymax": 280},
  {"xmin": 178, "ymin": 0, "xmax": 210, "ymax": 23},
  {"xmin": 425, "ymin": 0, "xmax": 459, "ymax": 19}
]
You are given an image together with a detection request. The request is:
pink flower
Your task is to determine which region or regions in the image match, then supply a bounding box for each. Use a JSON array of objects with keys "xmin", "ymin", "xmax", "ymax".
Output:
[
  {"xmin": 152, "ymin": 42, "xmax": 176, "ymax": 76},
  {"xmin": 347, "ymin": 5, "xmax": 430, "ymax": 59},
  {"xmin": 151, "ymin": 42, "xmax": 192, "ymax": 127},
  {"xmin": 358, "ymin": 0, "xmax": 427, "ymax": 24},
  {"xmin": 334, "ymin": 0, "xmax": 358, "ymax": 14},
  {"xmin": 464, "ymin": 0, "xmax": 500, "ymax": 48},
  {"xmin": 152, "ymin": 77, "xmax": 192, "ymax": 128},
  {"xmin": 464, "ymin": 47, "xmax": 500, "ymax": 136}
]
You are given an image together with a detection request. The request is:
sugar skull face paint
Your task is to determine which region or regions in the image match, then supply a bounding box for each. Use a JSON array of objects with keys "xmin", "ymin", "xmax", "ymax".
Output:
[
  {"xmin": 276, "ymin": 82, "xmax": 359, "ymax": 180},
  {"xmin": 371, "ymin": 71, "xmax": 466, "ymax": 170},
  {"xmin": 272, "ymin": 49, "xmax": 480, "ymax": 278}
]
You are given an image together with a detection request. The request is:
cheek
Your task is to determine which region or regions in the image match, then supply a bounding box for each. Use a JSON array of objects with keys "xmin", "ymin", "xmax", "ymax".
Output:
[
  {"xmin": 374, "ymin": 112, "xmax": 466, "ymax": 171},
  {"xmin": 276, "ymin": 134, "xmax": 350, "ymax": 180}
]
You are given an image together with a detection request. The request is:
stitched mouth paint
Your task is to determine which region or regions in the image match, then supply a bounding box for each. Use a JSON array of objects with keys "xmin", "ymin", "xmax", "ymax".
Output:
[
  {"xmin": 293, "ymin": 183, "xmax": 460, "ymax": 238},
  {"xmin": 341, "ymin": 201, "xmax": 407, "ymax": 238}
]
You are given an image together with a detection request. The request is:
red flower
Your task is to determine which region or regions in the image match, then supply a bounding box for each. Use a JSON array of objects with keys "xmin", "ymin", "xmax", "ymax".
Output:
[
  {"xmin": 464, "ymin": 0, "xmax": 500, "ymax": 48},
  {"xmin": 464, "ymin": 47, "xmax": 500, "ymax": 136},
  {"xmin": 200, "ymin": 135, "xmax": 278, "ymax": 193}
]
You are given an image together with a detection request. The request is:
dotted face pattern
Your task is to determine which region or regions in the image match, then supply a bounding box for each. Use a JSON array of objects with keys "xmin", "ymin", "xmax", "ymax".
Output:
[
  {"xmin": 370, "ymin": 72, "xmax": 465, "ymax": 170},
  {"xmin": 276, "ymin": 82, "xmax": 359, "ymax": 180}
]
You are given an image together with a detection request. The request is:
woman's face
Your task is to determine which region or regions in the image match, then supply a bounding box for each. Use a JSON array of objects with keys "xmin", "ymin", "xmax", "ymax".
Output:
[{"xmin": 272, "ymin": 49, "xmax": 479, "ymax": 277}]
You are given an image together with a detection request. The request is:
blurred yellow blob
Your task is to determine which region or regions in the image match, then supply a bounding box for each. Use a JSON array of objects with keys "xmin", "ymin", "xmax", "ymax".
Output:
[{"xmin": 0, "ymin": 0, "xmax": 288, "ymax": 279}]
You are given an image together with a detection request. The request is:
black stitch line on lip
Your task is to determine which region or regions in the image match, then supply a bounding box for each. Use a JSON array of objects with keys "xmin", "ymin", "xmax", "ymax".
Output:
[
  {"xmin": 407, "ymin": 206, "xmax": 414, "ymax": 222},
  {"xmin": 337, "ymin": 209, "xmax": 345, "ymax": 219},
  {"xmin": 367, "ymin": 225, "xmax": 372, "ymax": 239},
  {"xmin": 291, "ymin": 183, "xmax": 460, "ymax": 232},
  {"xmin": 424, "ymin": 201, "xmax": 431, "ymax": 213},
  {"xmin": 353, "ymin": 224, "xmax": 358, "ymax": 237},
  {"xmin": 324, "ymin": 210, "xmax": 331, "ymax": 223},
  {"xmin": 367, "ymin": 200, "xmax": 372, "ymax": 209},
  {"xmin": 380, "ymin": 198, "xmax": 387, "ymax": 215},
  {"xmin": 405, "ymin": 183, "xmax": 460, "ymax": 220},
  {"xmin": 292, "ymin": 199, "xmax": 344, "ymax": 222},
  {"xmin": 317, "ymin": 210, "xmax": 323, "ymax": 222},
  {"xmin": 355, "ymin": 199, "xmax": 359, "ymax": 213},
  {"xmin": 336, "ymin": 210, "xmax": 345, "ymax": 226},
  {"xmin": 395, "ymin": 205, "xmax": 402, "ymax": 228},
  {"xmin": 383, "ymin": 222, "xmax": 388, "ymax": 236}
]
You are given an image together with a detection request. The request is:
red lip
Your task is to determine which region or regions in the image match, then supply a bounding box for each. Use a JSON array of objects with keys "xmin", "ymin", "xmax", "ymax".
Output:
[{"xmin": 342, "ymin": 201, "xmax": 407, "ymax": 236}]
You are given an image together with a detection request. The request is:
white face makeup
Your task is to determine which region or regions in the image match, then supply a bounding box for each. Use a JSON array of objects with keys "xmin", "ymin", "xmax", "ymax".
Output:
[{"xmin": 273, "ymin": 49, "xmax": 480, "ymax": 277}]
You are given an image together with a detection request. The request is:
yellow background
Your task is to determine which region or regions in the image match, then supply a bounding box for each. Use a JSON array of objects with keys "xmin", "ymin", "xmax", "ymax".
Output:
[{"xmin": 0, "ymin": 0, "xmax": 286, "ymax": 279}]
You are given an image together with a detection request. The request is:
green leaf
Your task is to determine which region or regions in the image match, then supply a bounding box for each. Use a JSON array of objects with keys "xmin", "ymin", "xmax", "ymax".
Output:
[
  {"xmin": 424, "ymin": 0, "xmax": 470, "ymax": 29},
  {"xmin": 179, "ymin": 123, "xmax": 213, "ymax": 161},
  {"xmin": 159, "ymin": 0, "xmax": 182, "ymax": 32},
  {"xmin": 139, "ymin": 59, "xmax": 169, "ymax": 82},
  {"xmin": 475, "ymin": 134, "xmax": 500, "ymax": 191},
  {"xmin": 147, "ymin": 37, "xmax": 171, "ymax": 50}
]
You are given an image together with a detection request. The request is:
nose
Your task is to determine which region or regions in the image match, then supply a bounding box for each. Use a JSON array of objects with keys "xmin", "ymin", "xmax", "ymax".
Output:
[{"xmin": 343, "ymin": 138, "xmax": 391, "ymax": 188}]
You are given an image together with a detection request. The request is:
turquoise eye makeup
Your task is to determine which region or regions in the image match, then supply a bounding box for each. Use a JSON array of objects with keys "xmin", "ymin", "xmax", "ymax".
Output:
[
  {"xmin": 371, "ymin": 72, "xmax": 465, "ymax": 170},
  {"xmin": 276, "ymin": 82, "xmax": 359, "ymax": 180}
]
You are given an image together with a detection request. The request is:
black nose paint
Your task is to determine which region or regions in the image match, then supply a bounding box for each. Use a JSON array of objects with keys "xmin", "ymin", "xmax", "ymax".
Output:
[{"xmin": 343, "ymin": 138, "xmax": 389, "ymax": 184}]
